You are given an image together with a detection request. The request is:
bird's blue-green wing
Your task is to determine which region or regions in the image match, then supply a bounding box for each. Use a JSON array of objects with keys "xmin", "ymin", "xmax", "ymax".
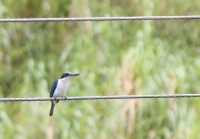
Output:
[{"xmin": 50, "ymin": 80, "xmax": 58, "ymax": 97}]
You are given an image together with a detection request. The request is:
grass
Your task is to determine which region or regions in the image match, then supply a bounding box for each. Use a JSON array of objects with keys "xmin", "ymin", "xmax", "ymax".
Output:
[{"xmin": 0, "ymin": 0, "xmax": 200, "ymax": 138}]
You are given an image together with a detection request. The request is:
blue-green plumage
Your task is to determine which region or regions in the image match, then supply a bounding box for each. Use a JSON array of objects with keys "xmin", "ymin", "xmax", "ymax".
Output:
[{"xmin": 50, "ymin": 80, "xmax": 58, "ymax": 97}]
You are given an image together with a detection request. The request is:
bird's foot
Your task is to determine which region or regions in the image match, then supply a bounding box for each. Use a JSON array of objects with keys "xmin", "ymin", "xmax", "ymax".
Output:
[
  {"xmin": 64, "ymin": 96, "xmax": 68, "ymax": 100},
  {"xmin": 54, "ymin": 97, "xmax": 57, "ymax": 101},
  {"xmin": 54, "ymin": 97, "xmax": 59, "ymax": 103}
]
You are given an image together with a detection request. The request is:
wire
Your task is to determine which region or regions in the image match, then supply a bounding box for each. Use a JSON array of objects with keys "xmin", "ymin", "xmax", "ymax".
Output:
[
  {"xmin": 0, "ymin": 94, "xmax": 200, "ymax": 102},
  {"xmin": 0, "ymin": 15, "xmax": 200, "ymax": 22}
]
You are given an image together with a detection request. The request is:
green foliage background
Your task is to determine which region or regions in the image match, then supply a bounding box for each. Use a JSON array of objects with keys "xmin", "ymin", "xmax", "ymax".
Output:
[{"xmin": 0, "ymin": 0, "xmax": 200, "ymax": 139}]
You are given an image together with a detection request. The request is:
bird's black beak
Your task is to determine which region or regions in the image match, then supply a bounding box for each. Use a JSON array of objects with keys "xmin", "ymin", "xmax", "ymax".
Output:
[{"xmin": 69, "ymin": 73, "xmax": 79, "ymax": 77}]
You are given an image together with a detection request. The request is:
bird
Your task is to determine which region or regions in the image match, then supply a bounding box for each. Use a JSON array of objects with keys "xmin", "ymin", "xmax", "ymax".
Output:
[{"xmin": 49, "ymin": 72, "xmax": 79, "ymax": 116}]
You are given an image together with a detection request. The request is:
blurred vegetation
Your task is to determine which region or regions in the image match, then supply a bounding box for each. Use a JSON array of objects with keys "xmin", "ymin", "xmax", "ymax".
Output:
[{"xmin": 0, "ymin": 0, "xmax": 200, "ymax": 139}]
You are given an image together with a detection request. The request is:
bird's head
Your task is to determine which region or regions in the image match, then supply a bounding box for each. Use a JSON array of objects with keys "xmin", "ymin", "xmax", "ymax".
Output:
[{"xmin": 60, "ymin": 72, "xmax": 79, "ymax": 79}]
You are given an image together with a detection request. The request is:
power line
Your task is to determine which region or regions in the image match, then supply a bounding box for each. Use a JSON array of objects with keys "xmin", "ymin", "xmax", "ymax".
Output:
[
  {"xmin": 0, "ymin": 15, "xmax": 200, "ymax": 22},
  {"xmin": 0, "ymin": 94, "xmax": 200, "ymax": 102}
]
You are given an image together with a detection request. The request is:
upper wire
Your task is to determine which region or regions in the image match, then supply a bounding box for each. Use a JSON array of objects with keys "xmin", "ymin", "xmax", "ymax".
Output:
[
  {"xmin": 0, "ymin": 15, "xmax": 200, "ymax": 22},
  {"xmin": 0, "ymin": 94, "xmax": 200, "ymax": 102}
]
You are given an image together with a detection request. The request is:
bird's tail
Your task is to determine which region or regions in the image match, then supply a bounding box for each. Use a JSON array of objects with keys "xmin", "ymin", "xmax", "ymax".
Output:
[{"xmin": 49, "ymin": 102, "xmax": 55, "ymax": 116}]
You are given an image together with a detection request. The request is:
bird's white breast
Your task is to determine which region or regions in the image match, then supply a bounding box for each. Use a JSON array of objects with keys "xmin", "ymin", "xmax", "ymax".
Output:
[{"xmin": 53, "ymin": 78, "xmax": 70, "ymax": 97}]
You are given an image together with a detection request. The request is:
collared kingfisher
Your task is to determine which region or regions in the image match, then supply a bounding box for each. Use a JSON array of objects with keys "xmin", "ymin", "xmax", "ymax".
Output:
[{"xmin": 49, "ymin": 72, "xmax": 79, "ymax": 116}]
